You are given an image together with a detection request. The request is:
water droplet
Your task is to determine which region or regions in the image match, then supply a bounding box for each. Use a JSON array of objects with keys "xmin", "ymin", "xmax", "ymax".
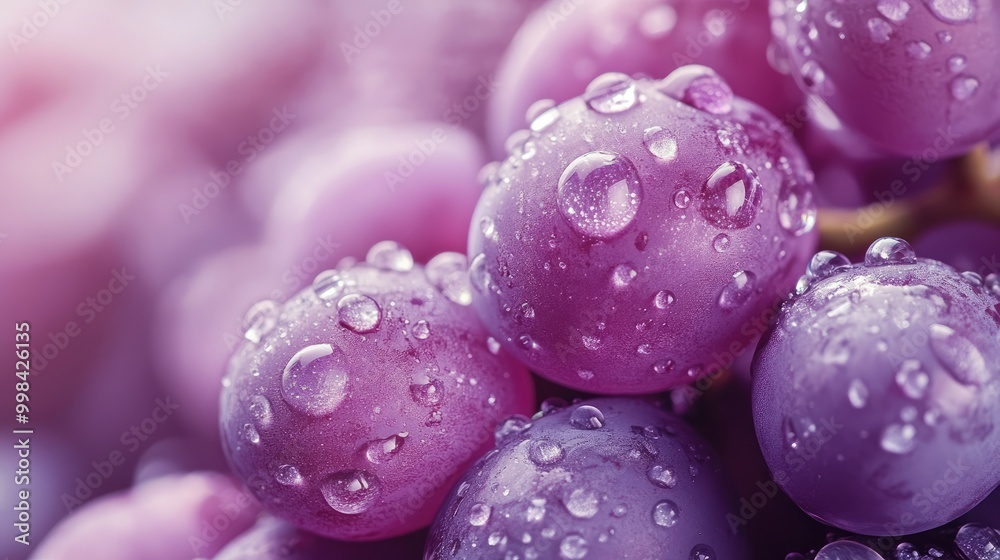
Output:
[
  {"xmin": 612, "ymin": 504, "xmax": 628, "ymax": 517},
  {"xmin": 648, "ymin": 464, "xmax": 678, "ymax": 488},
  {"xmin": 583, "ymin": 73, "xmax": 638, "ymax": 114},
  {"xmin": 778, "ymin": 179, "xmax": 817, "ymax": 236},
  {"xmin": 700, "ymin": 161, "xmax": 763, "ymax": 230},
  {"xmin": 426, "ymin": 252, "xmax": 473, "ymax": 305},
  {"xmin": 526, "ymin": 497, "xmax": 547, "ymax": 523},
  {"xmin": 643, "ymin": 126, "xmax": 679, "ymax": 162},
  {"xmin": 713, "ymin": 233, "xmax": 731, "ymax": 253},
  {"xmin": 469, "ymin": 503, "xmax": 491, "ymax": 526},
  {"xmin": 955, "ymin": 523, "xmax": 1000, "ymax": 560},
  {"xmin": 527, "ymin": 99, "xmax": 560, "ymax": 133},
  {"xmin": 867, "ymin": 18, "xmax": 892, "ymax": 43},
  {"xmin": 825, "ymin": 10, "xmax": 844, "ymax": 27},
  {"xmin": 320, "ymin": 470, "xmax": 381, "ymax": 514},
  {"xmin": 848, "ymin": 379, "xmax": 869, "ymax": 408},
  {"xmin": 877, "ymin": 0, "xmax": 910, "ymax": 21},
  {"xmin": 480, "ymin": 216, "xmax": 497, "ymax": 240},
  {"xmin": 563, "ymin": 488, "xmax": 599, "ymax": 519},
  {"xmin": 906, "ymin": 40, "xmax": 932, "ymax": 59},
  {"xmin": 577, "ymin": 369, "xmax": 595, "ymax": 381},
  {"xmin": 410, "ymin": 378, "xmax": 444, "ymax": 406},
  {"xmin": 654, "ymin": 290, "xmax": 676, "ymax": 309},
  {"xmin": 496, "ymin": 415, "xmax": 531, "ymax": 444},
  {"xmin": 895, "ymin": 360, "xmax": 930, "ymax": 399},
  {"xmin": 895, "ymin": 542, "xmax": 920, "ymax": 560},
  {"xmin": 366, "ymin": 241, "xmax": 413, "ymax": 271},
  {"xmin": 639, "ymin": 5, "xmax": 677, "ymax": 38},
  {"xmin": 312, "ymin": 271, "xmax": 347, "ymax": 301},
  {"xmin": 937, "ymin": 30, "xmax": 953, "ymax": 44},
  {"xmin": 690, "ymin": 544, "xmax": 716, "ymax": 560},
  {"xmin": 865, "ymin": 237, "xmax": 916, "ymax": 266},
  {"xmin": 659, "ymin": 65, "xmax": 734, "ymax": 115},
  {"xmin": 881, "ymin": 423, "xmax": 917, "ymax": 454},
  {"xmin": 282, "ymin": 344, "xmax": 348, "ymax": 417},
  {"xmin": 948, "ymin": 54, "xmax": 967, "ymax": 72},
  {"xmin": 275, "ymin": 464, "xmax": 303, "ymax": 485},
  {"xmin": 557, "ymin": 151, "xmax": 642, "ymax": 240},
  {"xmin": 365, "ymin": 433, "xmax": 406, "ymax": 464},
  {"xmin": 673, "ymin": 189, "xmax": 692, "ymax": 209},
  {"xmin": 922, "ymin": 0, "xmax": 975, "ymax": 23},
  {"xmin": 612, "ymin": 263, "xmax": 638, "ymax": 287},
  {"xmin": 951, "ymin": 75, "xmax": 980, "ymax": 100},
  {"xmin": 800, "ymin": 61, "xmax": 827, "ymax": 91},
  {"xmin": 654, "ymin": 359, "xmax": 676, "ymax": 375},
  {"xmin": 560, "ymin": 534, "xmax": 589, "ymax": 559},
  {"xmin": 652, "ymin": 500, "xmax": 680, "ymax": 527},
  {"xmin": 718, "ymin": 270, "xmax": 757, "ymax": 309},
  {"xmin": 249, "ymin": 395, "xmax": 273, "ymax": 429},
  {"xmin": 242, "ymin": 300, "xmax": 279, "ymax": 343},
  {"xmin": 412, "ymin": 320, "xmax": 430, "ymax": 340},
  {"xmin": 808, "ymin": 250, "xmax": 851, "ymax": 278},
  {"xmin": 929, "ymin": 324, "xmax": 988, "ymax": 385},
  {"xmin": 486, "ymin": 337, "xmax": 501, "ymax": 355},
  {"xmin": 816, "ymin": 541, "xmax": 884, "ymax": 560},
  {"xmin": 528, "ymin": 439, "xmax": 564, "ymax": 465},
  {"xmin": 241, "ymin": 422, "xmax": 260, "ymax": 444},
  {"xmin": 570, "ymin": 405, "xmax": 606, "ymax": 429},
  {"xmin": 336, "ymin": 294, "xmax": 382, "ymax": 333}
]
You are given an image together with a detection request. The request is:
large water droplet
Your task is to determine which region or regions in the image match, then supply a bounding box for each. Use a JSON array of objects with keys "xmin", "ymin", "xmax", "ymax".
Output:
[
  {"xmin": 336, "ymin": 294, "xmax": 382, "ymax": 333},
  {"xmin": 583, "ymin": 73, "xmax": 638, "ymax": 114},
  {"xmin": 929, "ymin": 324, "xmax": 989, "ymax": 385},
  {"xmin": 563, "ymin": 488, "xmax": 599, "ymax": 519},
  {"xmin": 560, "ymin": 534, "xmax": 589, "ymax": 559},
  {"xmin": 848, "ymin": 379, "xmax": 869, "ymax": 408},
  {"xmin": 865, "ymin": 237, "xmax": 916, "ymax": 266},
  {"xmin": 528, "ymin": 439, "xmax": 564, "ymax": 465},
  {"xmin": 808, "ymin": 250, "xmax": 851, "ymax": 279},
  {"xmin": 249, "ymin": 395, "xmax": 273, "ymax": 430},
  {"xmin": 778, "ymin": 179, "xmax": 817, "ymax": 236},
  {"xmin": 652, "ymin": 500, "xmax": 680, "ymax": 527},
  {"xmin": 700, "ymin": 161, "xmax": 762, "ymax": 230},
  {"xmin": 877, "ymin": 0, "xmax": 910, "ymax": 21},
  {"xmin": 365, "ymin": 433, "xmax": 407, "ymax": 464},
  {"xmin": 881, "ymin": 423, "xmax": 917, "ymax": 454},
  {"xmin": 557, "ymin": 151, "xmax": 642, "ymax": 240},
  {"xmin": 570, "ymin": 405, "xmax": 606, "ymax": 429},
  {"xmin": 275, "ymin": 464, "xmax": 303, "ymax": 485},
  {"xmin": 410, "ymin": 378, "xmax": 444, "ymax": 406},
  {"xmin": 648, "ymin": 464, "xmax": 678, "ymax": 488},
  {"xmin": 320, "ymin": 470, "xmax": 381, "ymax": 514},
  {"xmin": 281, "ymin": 344, "xmax": 348, "ymax": 417},
  {"xmin": 955, "ymin": 523, "xmax": 1000, "ymax": 560},
  {"xmin": 366, "ymin": 241, "xmax": 413, "ymax": 271},
  {"xmin": 921, "ymin": 0, "xmax": 975, "ymax": 23},
  {"xmin": 895, "ymin": 360, "xmax": 930, "ymax": 399},
  {"xmin": 718, "ymin": 270, "xmax": 757, "ymax": 309},
  {"xmin": 643, "ymin": 126, "xmax": 678, "ymax": 162},
  {"xmin": 242, "ymin": 300, "xmax": 279, "ymax": 343},
  {"xmin": 469, "ymin": 503, "xmax": 491, "ymax": 526},
  {"xmin": 659, "ymin": 65, "xmax": 734, "ymax": 115},
  {"xmin": 312, "ymin": 271, "xmax": 347, "ymax": 301}
]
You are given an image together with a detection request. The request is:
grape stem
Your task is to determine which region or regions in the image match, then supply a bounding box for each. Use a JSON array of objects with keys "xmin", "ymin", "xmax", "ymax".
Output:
[{"xmin": 818, "ymin": 144, "xmax": 1000, "ymax": 253}]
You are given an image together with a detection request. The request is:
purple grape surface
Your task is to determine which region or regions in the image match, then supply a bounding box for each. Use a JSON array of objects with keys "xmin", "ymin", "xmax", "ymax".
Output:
[
  {"xmin": 753, "ymin": 237, "xmax": 1000, "ymax": 535},
  {"xmin": 469, "ymin": 67, "xmax": 819, "ymax": 394},
  {"xmin": 771, "ymin": 0, "xmax": 1000, "ymax": 157},
  {"xmin": 220, "ymin": 243, "xmax": 535, "ymax": 541},
  {"xmin": 425, "ymin": 397, "xmax": 749, "ymax": 560}
]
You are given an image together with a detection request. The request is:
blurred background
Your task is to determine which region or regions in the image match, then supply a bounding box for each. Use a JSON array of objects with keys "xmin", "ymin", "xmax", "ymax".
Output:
[{"xmin": 2, "ymin": 1, "xmax": 999, "ymax": 559}]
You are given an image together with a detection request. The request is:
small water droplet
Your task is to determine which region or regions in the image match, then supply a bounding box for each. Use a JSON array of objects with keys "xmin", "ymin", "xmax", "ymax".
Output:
[
  {"xmin": 950, "ymin": 75, "xmax": 980, "ymax": 100},
  {"xmin": 895, "ymin": 360, "xmax": 930, "ymax": 399},
  {"xmin": 652, "ymin": 500, "xmax": 680, "ymax": 527},
  {"xmin": 560, "ymin": 534, "xmax": 589, "ymax": 559},
  {"xmin": 955, "ymin": 523, "xmax": 1000, "ymax": 560},
  {"xmin": 881, "ymin": 423, "xmax": 917, "ymax": 454},
  {"xmin": 865, "ymin": 237, "xmax": 916, "ymax": 266},
  {"xmin": 654, "ymin": 359, "xmax": 676, "ymax": 375},
  {"xmin": 242, "ymin": 300, "xmax": 279, "ymax": 343},
  {"xmin": 366, "ymin": 241, "xmax": 413, "ymax": 271},
  {"xmin": 486, "ymin": 337, "xmax": 501, "ymax": 355},
  {"xmin": 495, "ymin": 415, "xmax": 531, "ymax": 444},
  {"xmin": 867, "ymin": 18, "xmax": 892, "ymax": 43},
  {"xmin": 700, "ymin": 161, "xmax": 763, "ymax": 230},
  {"xmin": 659, "ymin": 65, "xmax": 734, "ymax": 115},
  {"xmin": 249, "ymin": 395, "xmax": 273, "ymax": 429},
  {"xmin": 673, "ymin": 189, "xmax": 692, "ymax": 209},
  {"xmin": 825, "ymin": 10, "xmax": 844, "ymax": 27},
  {"xmin": 712, "ymin": 233, "xmax": 731, "ymax": 253},
  {"xmin": 848, "ymin": 379, "xmax": 869, "ymax": 408},
  {"xmin": 528, "ymin": 439, "xmax": 564, "ymax": 465},
  {"xmin": 469, "ymin": 503, "xmax": 492, "ymax": 526},
  {"xmin": 778, "ymin": 179, "xmax": 817, "ymax": 236},
  {"xmin": 718, "ymin": 270, "xmax": 757, "ymax": 309},
  {"xmin": 365, "ymin": 433, "xmax": 406, "ymax": 464},
  {"xmin": 282, "ymin": 344, "xmax": 348, "ymax": 417},
  {"xmin": 800, "ymin": 61, "xmax": 827, "ymax": 91},
  {"xmin": 577, "ymin": 369, "xmax": 595, "ymax": 381},
  {"xmin": 312, "ymin": 271, "xmax": 347, "ymax": 301},
  {"xmin": 320, "ymin": 470, "xmax": 381, "ymax": 514},
  {"xmin": 557, "ymin": 151, "xmax": 642, "ymax": 240},
  {"xmin": 275, "ymin": 464, "xmax": 303, "ymax": 485},
  {"xmin": 241, "ymin": 422, "xmax": 260, "ymax": 444},
  {"xmin": 808, "ymin": 250, "xmax": 851, "ymax": 278},
  {"xmin": 426, "ymin": 252, "xmax": 473, "ymax": 305},
  {"xmin": 906, "ymin": 40, "xmax": 932, "ymax": 59},
  {"xmin": 410, "ymin": 378, "xmax": 444, "ymax": 406},
  {"xmin": 643, "ymin": 126, "xmax": 679, "ymax": 162},
  {"xmin": 948, "ymin": 54, "xmax": 967, "ymax": 72},
  {"xmin": 937, "ymin": 30, "xmax": 953, "ymax": 44},
  {"xmin": 612, "ymin": 264, "xmax": 638, "ymax": 287},
  {"xmin": 648, "ymin": 464, "xmax": 678, "ymax": 488},
  {"xmin": 816, "ymin": 541, "xmax": 884, "ymax": 560},
  {"xmin": 654, "ymin": 290, "xmax": 676, "ymax": 309},
  {"xmin": 570, "ymin": 405, "xmax": 606, "ymax": 429},
  {"xmin": 337, "ymin": 294, "xmax": 382, "ymax": 333},
  {"xmin": 583, "ymin": 72, "xmax": 638, "ymax": 114},
  {"xmin": 412, "ymin": 320, "xmax": 430, "ymax": 340}
]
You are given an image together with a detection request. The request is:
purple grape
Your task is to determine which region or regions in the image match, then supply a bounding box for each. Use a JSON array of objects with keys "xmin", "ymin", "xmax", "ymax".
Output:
[
  {"xmin": 220, "ymin": 243, "xmax": 535, "ymax": 540},
  {"xmin": 914, "ymin": 221, "xmax": 1000, "ymax": 278},
  {"xmin": 753, "ymin": 237, "xmax": 1000, "ymax": 535},
  {"xmin": 32, "ymin": 472, "xmax": 260, "ymax": 560},
  {"xmin": 212, "ymin": 516, "xmax": 425, "ymax": 560},
  {"xmin": 470, "ymin": 68, "xmax": 818, "ymax": 394},
  {"xmin": 771, "ymin": 0, "xmax": 1000, "ymax": 157},
  {"xmin": 425, "ymin": 397, "xmax": 749, "ymax": 559},
  {"xmin": 487, "ymin": 0, "xmax": 804, "ymax": 156}
]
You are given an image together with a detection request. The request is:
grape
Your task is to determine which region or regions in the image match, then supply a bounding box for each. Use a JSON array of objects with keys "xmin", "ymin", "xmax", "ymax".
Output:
[
  {"xmin": 425, "ymin": 397, "xmax": 749, "ymax": 559},
  {"xmin": 219, "ymin": 243, "xmax": 534, "ymax": 540},
  {"xmin": 31, "ymin": 472, "xmax": 260, "ymax": 560},
  {"xmin": 487, "ymin": 0, "xmax": 803, "ymax": 156},
  {"xmin": 753, "ymin": 237, "xmax": 1000, "ymax": 535},
  {"xmin": 212, "ymin": 516, "xmax": 425, "ymax": 560},
  {"xmin": 771, "ymin": 0, "xmax": 1000, "ymax": 157},
  {"xmin": 470, "ymin": 68, "xmax": 818, "ymax": 394},
  {"xmin": 914, "ymin": 221, "xmax": 1000, "ymax": 278}
]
